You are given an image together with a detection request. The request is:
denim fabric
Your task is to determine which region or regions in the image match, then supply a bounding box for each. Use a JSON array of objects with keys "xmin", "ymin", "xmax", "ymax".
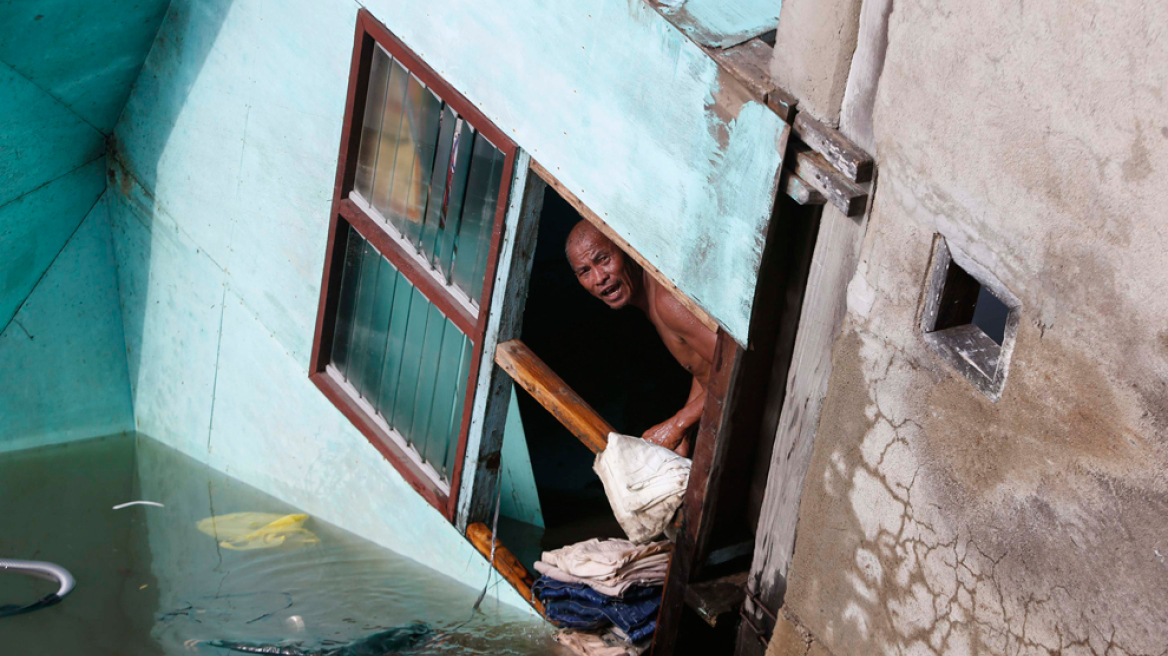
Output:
[{"xmin": 533, "ymin": 577, "xmax": 661, "ymax": 638}]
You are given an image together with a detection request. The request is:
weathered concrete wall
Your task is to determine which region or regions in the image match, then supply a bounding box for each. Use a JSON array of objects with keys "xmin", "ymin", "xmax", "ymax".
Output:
[
  {"xmin": 775, "ymin": 0, "xmax": 1168, "ymax": 654},
  {"xmin": 769, "ymin": 0, "xmax": 864, "ymax": 125}
]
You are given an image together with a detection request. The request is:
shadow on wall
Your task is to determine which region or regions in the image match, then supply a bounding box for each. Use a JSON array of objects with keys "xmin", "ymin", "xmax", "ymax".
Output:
[{"xmin": 106, "ymin": 0, "xmax": 235, "ymax": 404}]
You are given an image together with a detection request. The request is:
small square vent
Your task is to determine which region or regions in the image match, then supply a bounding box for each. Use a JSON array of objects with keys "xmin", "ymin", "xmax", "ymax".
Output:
[{"xmin": 921, "ymin": 238, "xmax": 1020, "ymax": 401}]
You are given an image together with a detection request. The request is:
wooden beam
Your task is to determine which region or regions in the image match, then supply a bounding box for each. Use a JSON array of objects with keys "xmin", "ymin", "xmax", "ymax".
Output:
[
  {"xmin": 652, "ymin": 332, "xmax": 743, "ymax": 656},
  {"xmin": 495, "ymin": 339, "xmax": 612, "ymax": 454},
  {"xmin": 685, "ymin": 570, "xmax": 749, "ymax": 627},
  {"xmin": 529, "ymin": 159, "xmax": 721, "ymax": 336},
  {"xmin": 792, "ymin": 112, "xmax": 874, "ymax": 183},
  {"xmin": 791, "ymin": 149, "xmax": 868, "ymax": 217},
  {"xmin": 782, "ymin": 172, "xmax": 825, "ymax": 206},
  {"xmin": 466, "ymin": 522, "xmax": 545, "ymax": 615},
  {"xmin": 738, "ymin": 196, "xmax": 873, "ymax": 656}
]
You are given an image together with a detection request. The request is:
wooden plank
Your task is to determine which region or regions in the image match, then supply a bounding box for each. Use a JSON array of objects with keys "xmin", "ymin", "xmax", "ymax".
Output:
[
  {"xmin": 466, "ymin": 522, "xmax": 545, "ymax": 615},
  {"xmin": 792, "ymin": 112, "xmax": 874, "ymax": 183},
  {"xmin": 685, "ymin": 571, "xmax": 749, "ymax": 627},
  {"xmin": 738, "ymin": 197, "xmax": 873, "ymax": 656},
  {"xmin": 652, "ymin": 332, "xmax": 742, "ymax": 656},
  {"xmin": 529, "ymin": 159, "xmax": 722, "ymax": 336},
  {"xmin": 455, "ymin": 157, "xmax": 544, "ymax": 530},
  {"xmin": 706, "ymin": 38, "xmax": 796, "ymax": 122},
  {"xmin": 791, "ymin": 149, "xmax": 868, "ymax": 217},
  {"xmin": 495, "ymin": 339, "xmax": 612, "ymax": 454},
  {"xmin": 782, "ymin": 172, "xmax": 825, "ymax": 206}
]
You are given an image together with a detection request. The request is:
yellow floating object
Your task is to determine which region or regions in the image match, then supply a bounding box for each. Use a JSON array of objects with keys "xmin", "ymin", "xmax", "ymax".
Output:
[{"xmin": 196, "ymin": 512, "xmax": 320, "ymax": 551}]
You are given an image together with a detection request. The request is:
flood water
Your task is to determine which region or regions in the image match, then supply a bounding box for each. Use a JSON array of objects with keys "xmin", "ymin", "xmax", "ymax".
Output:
[{"xmin": 0, "ymin": 434, "xmax": 561, "ymax": 655}]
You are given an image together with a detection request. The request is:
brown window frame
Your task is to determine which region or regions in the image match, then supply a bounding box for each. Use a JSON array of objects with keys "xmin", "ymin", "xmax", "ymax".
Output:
[{"xmin": 308, "ymin": 9, "xmax": 517, "ymax": 520}]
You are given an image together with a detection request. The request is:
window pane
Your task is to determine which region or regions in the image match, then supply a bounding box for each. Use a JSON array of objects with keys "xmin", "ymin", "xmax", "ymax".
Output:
[
  {"xmin": 442, "ymin": 337, "xmax": 474, "ymax": 478},
  {"xmin": 353, "ymin": 46, "xmax": 391, "ymax": 202},
  {"xmin": 329, "ymin": 225, "xmax": 363, "ymax": 373},
  {"xmin": 329, "ymin": 227, "xmax": 471, "ymax": 481},
  {"xmin": 374, "ymin": 270, "xmax": 417, "ymax": 419},
  {"xmin": 346, "ymin": 238, "xmax": 387, "ymax": 399},
  {"xmin": 386, "ymin": 286, "xmax": 432, "ymax": 446},
  {"xmin": 423, "ymin": 321, "xmax": 469, "ymax": 472},
  {"xmin": 370, "ymin": 60, "xmax": 410, "ymax": 230},
  {"xmin": 450, "ymin": 133, "xmax": 505, "ymax": 303},
  {"xmin": 398, "ymin": 84, "xmax": 443, "ymax": 248},
  {"xmin": 431, "ymin": 117, "xmax": 474, "ymax": 281},
  {"xmin": 406, "ymin": 304, "xmax": 449, "ymax": 459},
  {"xmin": 418, "ymin": 107, "xmax": 457, "ymax": 264}
]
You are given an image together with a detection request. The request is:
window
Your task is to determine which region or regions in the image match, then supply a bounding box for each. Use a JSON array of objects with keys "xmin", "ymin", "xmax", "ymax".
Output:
[
  {"xmin": 310, "ymin": 11, "xmax": 517, "ymax": 518},
  {"xmin": 921, "ymin": 237, "xmax": 1020, "ymax": 401}
]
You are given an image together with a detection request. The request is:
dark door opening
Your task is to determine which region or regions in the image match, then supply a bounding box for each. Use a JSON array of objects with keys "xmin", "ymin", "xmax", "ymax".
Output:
[{"xmin": 496, "ymin": 186, "xmax": 692, "ymax": 568}]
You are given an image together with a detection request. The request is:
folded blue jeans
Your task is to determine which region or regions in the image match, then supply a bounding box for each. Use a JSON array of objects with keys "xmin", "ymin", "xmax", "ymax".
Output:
[{"xmin": 533, "ymin": 577, "xmax": 661, "ymax": 641}]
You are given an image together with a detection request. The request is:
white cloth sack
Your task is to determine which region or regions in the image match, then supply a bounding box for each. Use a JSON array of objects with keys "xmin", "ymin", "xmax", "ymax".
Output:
[{"xmin": 593, "ymin": 432, "xmax": 691, "ymax": 544}]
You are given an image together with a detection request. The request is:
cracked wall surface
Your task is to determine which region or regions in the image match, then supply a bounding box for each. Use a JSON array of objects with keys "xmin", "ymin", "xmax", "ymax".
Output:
[{"xmin": 776, "ymin": 0, "xmax": 1168, "ymax": 654}]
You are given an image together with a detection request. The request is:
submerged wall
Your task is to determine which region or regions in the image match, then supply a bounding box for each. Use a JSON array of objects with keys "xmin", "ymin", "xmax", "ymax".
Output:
[{"xmin": 771, "ymin": 0, "xmax": 1168, "ymax": 654}]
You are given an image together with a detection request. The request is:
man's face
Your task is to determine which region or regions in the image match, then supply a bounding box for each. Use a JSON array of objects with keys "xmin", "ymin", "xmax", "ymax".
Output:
[{"xmin": 567, "ymin": 228, "xmax": 638, "ymax": 309}]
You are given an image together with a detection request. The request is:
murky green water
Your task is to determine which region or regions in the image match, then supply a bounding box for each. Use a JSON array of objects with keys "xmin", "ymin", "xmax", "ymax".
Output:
[{"xmin": 0, "ymin": 434, "xmax": 561, "ymax": 655}]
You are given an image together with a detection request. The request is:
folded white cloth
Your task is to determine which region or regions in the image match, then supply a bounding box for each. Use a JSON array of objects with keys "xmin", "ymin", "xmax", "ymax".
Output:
[
  {"xmin": 533, "ymin": 553, "xmax": 670, "ymax": 597},
  {"xmin": 594, "ymin": 432, "xmax": 691, "ymax": 544},
  {"xmin": 541, "ymin": 538, "xmax": 671, "ymax": 580}
]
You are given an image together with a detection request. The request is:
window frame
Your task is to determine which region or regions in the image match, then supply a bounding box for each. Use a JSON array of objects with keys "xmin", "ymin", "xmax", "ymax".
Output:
[{"xmin": 309, "ymin": 9, "xmax": 517, "ymax": 519}]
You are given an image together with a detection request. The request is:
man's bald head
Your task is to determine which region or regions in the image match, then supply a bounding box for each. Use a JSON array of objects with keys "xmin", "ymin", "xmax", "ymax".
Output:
[{"xmin": 565, "ymin": 220, "xmax": 641, "ymax": 309}]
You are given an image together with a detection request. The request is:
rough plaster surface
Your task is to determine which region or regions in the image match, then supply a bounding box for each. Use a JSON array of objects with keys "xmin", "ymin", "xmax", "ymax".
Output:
[
  {"xmin": 779, "ymin": 0, "xmax": 1168, "ymax": 654},
  {"xmin": 769, "ymin": 0, "xmax": 864, "ymax": 124}
]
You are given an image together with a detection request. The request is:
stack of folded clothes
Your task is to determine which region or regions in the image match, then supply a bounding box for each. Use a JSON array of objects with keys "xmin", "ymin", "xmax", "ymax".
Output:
[{"xmin": 532, "ymin": 538, "xmax": 671, "ymax": 654}]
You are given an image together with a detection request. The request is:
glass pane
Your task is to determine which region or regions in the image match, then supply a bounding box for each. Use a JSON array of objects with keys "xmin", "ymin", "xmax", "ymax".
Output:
[
  {"xmin": 346, "ymin": 239, "xmax": 386, "ymax": 399},
  {"xmin": 329, "ymin": 224, "xmax": 363, "ymax": 373},
  {"xmin": 387, "ymin": 287, "xmax": 432, "ymax": 444},
  {"xmin": 418, "ymin": 107, "xmax": 457, "ymax": 263},
  {"xmin": 374, "ymin": 270, "xmax": 417, "ymax": 419},
  {"xmin": 370, "ymin": 60, "xmax": 410, "ymax": 229},
  {"xmin": 353, "ymin": 46, "xmax": 391, "ymax": 202},
  {"xmin": 442, "ymin": 337, "xmax": 474, "ymax": 478},
  {"xmin": 432, "ymin": 118, "xmax": 475, "ymax": 281},
  {"xmin": 468, "ymin": 148, "xmax": 504, "ymax": 303},
  {"xmin": 406, "ymin": 304, "xmax": 448, "ymax": 459},
  {"xmin": 359, "ymin": 258, "xmax": 399, "ymax": 403},
  {"xmin": 385, "ymin": 75, "xmax": 427, "ymax": 238},
  {"xmin": 450, "ymin": 133, "xmax": 505, "ymax": 303},
  {"xmin": 423, "ymin": 321, "xmax": 469, "ymax": 471},
  {"xmin": 399, "ymin": 85, "xmax": 443, "ymax": 249}
]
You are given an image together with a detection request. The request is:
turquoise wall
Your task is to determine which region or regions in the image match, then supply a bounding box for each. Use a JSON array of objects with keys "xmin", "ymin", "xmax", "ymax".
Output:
[
  {"xmin": 106, "ymin": 0, "xmax": 534, "ymax": 610},
  {"xmin": 0, "ymin": 0, "xmax": 170, "ymax": 449},
  {"xmin": 0, "ymin": 191, "xmax": 135, "ymax": 452}
]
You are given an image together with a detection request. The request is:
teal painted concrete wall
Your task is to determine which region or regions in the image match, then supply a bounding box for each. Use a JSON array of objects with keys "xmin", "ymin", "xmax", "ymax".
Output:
[
  {"xmin": 499, "ymin": 392, "xmax": 544, "ymax": 528},
  {"xmin": 106, "ymin": 0, "xmax": 534, "ymax": 611},
  {"xmin": 0, "ymin": 191, "xmax": 135, "ymax": 452},
  {"xmin": 0, "ymin": 0, "xmax": 169, "ymax": 451},
  {"xmin": 0, "ymin": 0, "xmax": 171, "ymax": 328}
]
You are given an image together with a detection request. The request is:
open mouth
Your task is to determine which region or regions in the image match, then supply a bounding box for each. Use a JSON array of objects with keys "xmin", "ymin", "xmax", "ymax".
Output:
[{"xmin": 599, "ymin": 282, "xmax": 621, "ymax": 300}]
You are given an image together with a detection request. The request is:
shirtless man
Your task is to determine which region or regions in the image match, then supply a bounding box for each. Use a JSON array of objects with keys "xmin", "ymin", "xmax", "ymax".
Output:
[{"xmin": 565, "ymin": 221, "xmax": 716, "ymax": 457}]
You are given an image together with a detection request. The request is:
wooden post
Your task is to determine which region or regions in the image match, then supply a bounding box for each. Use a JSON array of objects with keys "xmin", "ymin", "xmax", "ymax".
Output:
[
  {"xmin": 466, "ymin": 522, "xmax": 546, "ymax": 615},
  {"xmin": 455, "ymin": 158, "xmax": 544, "ymax": 530}
]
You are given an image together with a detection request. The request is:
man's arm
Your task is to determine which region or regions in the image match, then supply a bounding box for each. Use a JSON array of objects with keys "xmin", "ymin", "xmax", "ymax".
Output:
[{"xmin": 643, "ymin": 377, "xmax": 705, "ymax": 456}]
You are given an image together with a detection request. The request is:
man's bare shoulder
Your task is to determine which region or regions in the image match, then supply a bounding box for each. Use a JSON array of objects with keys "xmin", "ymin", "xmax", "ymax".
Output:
[{"xmin": 647, "ymin": 276, "xmax": 717, "ymax": 361}]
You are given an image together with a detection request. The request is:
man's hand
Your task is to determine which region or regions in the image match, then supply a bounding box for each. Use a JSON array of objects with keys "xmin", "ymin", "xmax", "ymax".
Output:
[{"xmin": 643, "ymin": 419, "xmax": 691, "ymax": 455}]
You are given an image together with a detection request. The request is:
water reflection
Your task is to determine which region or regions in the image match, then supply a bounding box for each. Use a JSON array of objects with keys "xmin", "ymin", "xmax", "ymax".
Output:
[{"xmin": 0, "ymin": 434, "xmax": 560, "ymax": 655}]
